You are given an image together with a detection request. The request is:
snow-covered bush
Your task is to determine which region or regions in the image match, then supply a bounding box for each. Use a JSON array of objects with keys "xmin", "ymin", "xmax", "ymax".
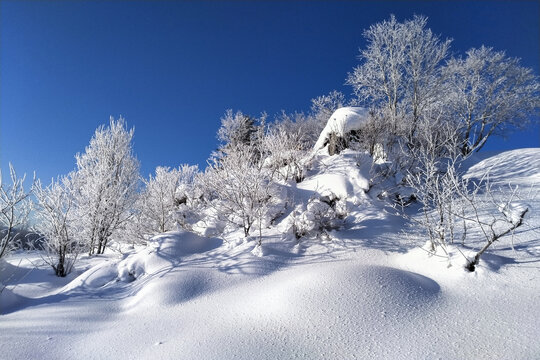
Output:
[
  {"xmin": 217, "ymin": 109, "xmax": 266, "ymax": 156},
  {"xmin": 449, "ymin": 175, "xmax": 530, "ymax": 271},
  {"xmin": 310, "ymin": 90, "xmax": 347, "ymax": 133},
  {"xmin": 262, "ymin": 117, "xmax": 311, "ymax": 182},
  {"xmin": 33, "ymin": 175, "xmax": 81, "ymax": 277},
  {"xmin": 397, "ymin": 122, "xmax": 531, "ymax": 270},
  {"xmin": 0, "ymin": 164, "xmax": 32, "ymax": 259},
  {"xmin": 291, "ymin": 193, "xmax": 347, "ymax": 240},
  {"xmin": 200, "ymin": 145, "xmax": 282, "ymax": 245}
]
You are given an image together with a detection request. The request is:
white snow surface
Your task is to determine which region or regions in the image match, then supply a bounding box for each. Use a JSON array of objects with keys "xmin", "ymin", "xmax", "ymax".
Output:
[
  {"xmin": 314, "ymin": 107, "xmax": 370, "ymax": 151},
  {"xmin": 1, "ymin": 149, "xmax": 540, "ymax": 359}
]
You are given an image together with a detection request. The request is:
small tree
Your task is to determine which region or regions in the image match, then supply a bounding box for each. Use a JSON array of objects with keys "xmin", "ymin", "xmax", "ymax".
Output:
[
  {"xmin": 0, "ymin": 164, "xmax": 32, "ymax": 259},
  {"xmin": 74, "ymin": 117, "xmax": 140, "ymax": 255},
  {"xmin": 398, "ymin": 113, "xmax": 463, "ymax": 253},
  {"xmin": 33, "ymin": 175, "xmax": 80, "ymax": 277},
  {"xmin": 397, "ymin": 117, "xmax": 531, "ymax": 270},
  {"xmin": 447, "ymin": 173, "xmax": 529, "ymax": 271}
]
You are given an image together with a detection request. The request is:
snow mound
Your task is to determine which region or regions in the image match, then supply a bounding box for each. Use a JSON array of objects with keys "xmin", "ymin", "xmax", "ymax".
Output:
[
  {"xmin": 314, "ymin": 107, "xmax": 370, "ymax": 151},
  {"xmin": 167, "ymin": 262, "xmax": 441, "ymax": 359},
  {"xmin": 124, "ymin": 268, "xmax": 216, "ymax": 310},
  {"xmin": 240, "ymin": 262, "xmax": 441, "ymax": 321},
  {"xmin": 465, "ymin": 148, "xmax": 540, "ymax": 185},
  {"xmin": 64, "ymin": 231, "xmax": 223, "ymax": 292},
  {"xmin": 300, "ymin": 150, "xmax": 371, "ymax": 201}
]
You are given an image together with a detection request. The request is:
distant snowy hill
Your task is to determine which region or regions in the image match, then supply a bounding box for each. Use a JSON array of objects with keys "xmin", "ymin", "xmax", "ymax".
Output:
[{"xmin": 1, "ymin": 148, "xmax": 539, "ymax": 359}]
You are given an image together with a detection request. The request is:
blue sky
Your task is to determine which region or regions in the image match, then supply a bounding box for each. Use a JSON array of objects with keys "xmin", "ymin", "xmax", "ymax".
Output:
[{"xmin": 1, "ymin": 0, "xmax": 539, "ymax": 182}]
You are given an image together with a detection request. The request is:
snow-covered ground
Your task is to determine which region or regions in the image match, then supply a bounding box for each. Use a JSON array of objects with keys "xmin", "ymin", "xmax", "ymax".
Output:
[{"xmin": 1, "ymin": 148, "xmax": 539, "ymax": 359}]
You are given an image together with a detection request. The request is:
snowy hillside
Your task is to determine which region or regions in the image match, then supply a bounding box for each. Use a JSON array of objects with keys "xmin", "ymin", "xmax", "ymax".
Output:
[{"xmin": 1, "ymin": 148, "xmax": 540, "ymax": 359}]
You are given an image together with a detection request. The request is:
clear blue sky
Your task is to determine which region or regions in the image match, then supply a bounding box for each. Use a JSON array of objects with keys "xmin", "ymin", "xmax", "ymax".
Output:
[{"xmin": 1, "ymin": 0, "xmax": 539, "ymax": 182}]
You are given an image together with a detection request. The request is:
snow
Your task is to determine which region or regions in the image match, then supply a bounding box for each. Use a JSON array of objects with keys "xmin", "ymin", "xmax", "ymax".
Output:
[
  {"xmin": 314, "ymin": 107, "xmax": 370, "ymax": 151},
  {"xmin": 1, "ymin": 148, "xmax": 540, "ymax": 359}
]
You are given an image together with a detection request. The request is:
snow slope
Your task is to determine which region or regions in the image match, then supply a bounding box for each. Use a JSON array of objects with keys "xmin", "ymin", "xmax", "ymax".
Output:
[{"xmin": 1, "ymin": 149, "xmax": 539, "ymax": 359}]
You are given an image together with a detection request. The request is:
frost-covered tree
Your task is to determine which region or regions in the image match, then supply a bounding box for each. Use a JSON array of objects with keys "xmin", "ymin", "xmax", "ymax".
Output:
[
  {"xmin": 346, "ymin": 15, "xmax": 451, "ymax": 143},
  {"xmin": 444, "ymin": 46, "xmax": 540, "ymax": 155},
  {"xmin": 134, "ymin": 165, "xmax": 199, "ymax": 240},
  {"xmin": 262, "ymin": 115, "xmax": 312, "ymax": 182},
  {"xmin": 400, "ymin": 114, "xmax": 464, "ymax": 253},
  {"xmin": 0, "ymin": 164, "xmax": 32, "ymax": 259},
  {"xmin": 33, "ymin": 175, "xmax": 80, "ymax": 277},
  {"xmin": 201, "ymin": 145, "xmax": 280, "ymax": 244},
  {"xmin": 217, "ymin": 110, "xmax": 265, "ymax": 153},
  {"xmin": 74, "ymin": 117, "xmax": 140, "ymax": 255}
]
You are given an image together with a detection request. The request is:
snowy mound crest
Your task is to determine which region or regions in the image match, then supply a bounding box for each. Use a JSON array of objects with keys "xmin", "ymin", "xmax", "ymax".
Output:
[{"xmin": 314, "ymin": 107, "xmax": 370, "ymax": 151}]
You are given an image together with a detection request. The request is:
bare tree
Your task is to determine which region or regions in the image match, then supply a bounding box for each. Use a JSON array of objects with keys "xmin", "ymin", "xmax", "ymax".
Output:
[
  {"xmin": 447, "ymin": 173, "xmax": 529, "ymax": 271},
  {"xmin": 397, "ymin": 116, "xmax": 531, "ymax": 271},
  {"xmin": 0, "ymin": 164, "xmax": 32, "ymax": 259},
  {"xmin": 398, "ymin": 113, "xmax": 464, "ymax": 253}
]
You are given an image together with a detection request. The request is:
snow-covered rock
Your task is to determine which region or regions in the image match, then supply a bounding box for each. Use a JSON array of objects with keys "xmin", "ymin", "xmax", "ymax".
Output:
[{"xmin": 314, "ymin": 107, "xmax": 370, "ymax": 151}]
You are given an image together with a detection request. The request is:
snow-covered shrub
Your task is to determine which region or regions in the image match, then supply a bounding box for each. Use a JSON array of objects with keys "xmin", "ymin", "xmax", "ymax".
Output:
[
  {"xmin": 397, "ymin": 122, "xmax": 532, "ymax": 270},
  {"xmin": 262, "ymin": 116, "xmax": 311, "ymax": 183},
  {"xmin": 450, "ymin": 178, "xmax": 530, "ymax": 271},
  {"xmin": 217, "ymin": 109, "xmax": 266, "ymax": 156},
  {"xmin": 291, "ymin": 193, "xmax": 347, "ymax": 240},
  {"xmin": 0, "ymin": 164, "xmax": 32, "ymax": 260},
  {"xmin": 200, "ymin": 145, "xmax": 282, "ymax": 245},
  {"xmin": 310, "ymin": 90, "xmax": 347, "ymax": 134},
  {"xmin": 33, "ymin": 175, "xmax": 81, "ymax": 277}
]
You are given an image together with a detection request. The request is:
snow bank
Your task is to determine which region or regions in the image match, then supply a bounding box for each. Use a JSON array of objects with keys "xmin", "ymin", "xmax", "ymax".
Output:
[
  {"xmin": 314, "ymin": 107, "xmax": 370, "ymax": 151},
  {"xmin": 465, "ymin": 148, "xmax": 540, "ymax": 185},
  {"xmin": 0, "ymin": 284, "xmax": 24, "ymax": 314},
  {"xmin": 62, "ymin": 231, "xmax": 223, "ymax": 292}
]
